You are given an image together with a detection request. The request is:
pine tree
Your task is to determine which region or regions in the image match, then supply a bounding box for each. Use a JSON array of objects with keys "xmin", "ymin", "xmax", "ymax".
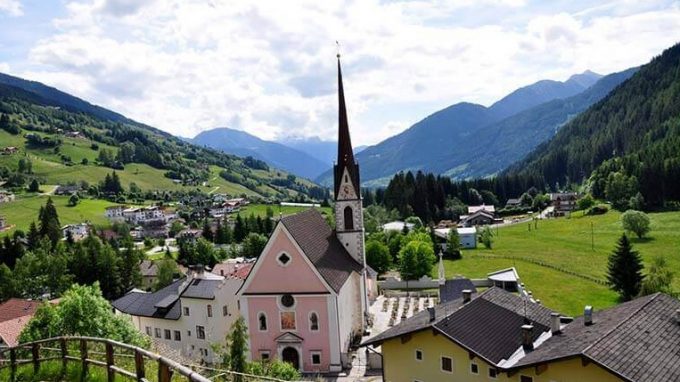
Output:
[
  {"xmin": 39, "ymin": 198, "xmax": 62, "ymax": 245},
  {"xmin": 234, "ymin": 214, "xmax": 247, "ymax": 242},
  {"xmin": 227, "ymin": 317, "xmax": 249, "ymax": 378},
  {"xmin": 27, "ymin": 221, "xmax": 41, "ymax": 250},
  {"xmin": 202, "ymin": 219, "xmax": 214, "ymax": 242},
  {"xmin": 607, "ymin": 233, "xmax": 644, "ymax": 301}
]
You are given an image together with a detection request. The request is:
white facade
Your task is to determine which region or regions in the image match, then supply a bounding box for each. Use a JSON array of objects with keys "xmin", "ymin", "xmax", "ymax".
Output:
[
  {"xmin": 434, "ymin": 227, "xmax": 477, "ymax": 249},
  {"xmin": 117, "ymin": 273, "xmax": 243, "ymax": 363}
]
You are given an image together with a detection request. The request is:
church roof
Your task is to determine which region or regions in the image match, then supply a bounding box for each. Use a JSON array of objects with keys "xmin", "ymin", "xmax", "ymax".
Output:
[{"xmin": 280, "ymin": 209, "xmax": 362, "ymax": 293}]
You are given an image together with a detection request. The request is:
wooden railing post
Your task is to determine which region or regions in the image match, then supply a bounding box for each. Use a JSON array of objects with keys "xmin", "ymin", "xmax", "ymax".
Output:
[
  {"xmin": 158, "ymin": 359, "xmax": 173, "ymax": 382},
  {"xmin": 31, "ymin": 342, "xmax": 40, "ymax": 373},
  {"xmin": 105, "ymin": 342, "xmax": 115, "ymax": 382},
  {"xmin": 80, "ymin": 339, "xmax": 88, "ymax": 381},
  {"xmin": 60, "ymin": 338, "xmax": 68, "ymax": 372},
  {"xmin": 134, "ymin": 349, "xmax": 145, "ymax": 381},
  {"xmin": 9, "ymin": 348, "xmax": 16, "ymax": 382}
]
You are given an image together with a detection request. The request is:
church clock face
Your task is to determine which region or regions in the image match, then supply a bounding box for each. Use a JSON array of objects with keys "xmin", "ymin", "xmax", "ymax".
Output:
[{"xmin": 342, "ymin": 185, "xmax": 351, "ymax": 197}]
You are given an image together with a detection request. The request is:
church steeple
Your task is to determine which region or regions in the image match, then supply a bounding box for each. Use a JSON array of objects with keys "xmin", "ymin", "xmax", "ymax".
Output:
[{"xmin": 334, "ymin": 54, "xmax": 361, "ymax": 200}]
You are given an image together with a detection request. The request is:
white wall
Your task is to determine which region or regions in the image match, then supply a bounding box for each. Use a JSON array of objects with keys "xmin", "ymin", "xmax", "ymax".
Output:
[{"xmin": 336, "ymin": 273, "xmax": 361, "ymax": 359}]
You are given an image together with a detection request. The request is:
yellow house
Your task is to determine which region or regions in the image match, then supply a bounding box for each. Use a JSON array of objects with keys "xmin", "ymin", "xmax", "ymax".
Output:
[{"xmin": 362, "ymin": 288, "xmax": 680, "ymax": 382}]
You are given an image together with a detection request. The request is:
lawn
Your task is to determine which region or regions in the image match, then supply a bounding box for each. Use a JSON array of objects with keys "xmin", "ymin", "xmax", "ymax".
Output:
[
  {"xmin": 0, "ymin": 194, "xmax": 121, "ymax": 235},
  {"xmin": 439, "ymin": 210, "xmax": 680, "ymax": 316},
  {"xmin": 234, "ymin": 203, "xmax": 333, "ymax": 218}
]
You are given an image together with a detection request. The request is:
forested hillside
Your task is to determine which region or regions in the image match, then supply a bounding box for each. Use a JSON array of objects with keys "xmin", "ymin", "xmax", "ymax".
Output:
[
  {"xmin": 508, "ymin": 42, "xmax": 680, "ymax": 208},
  {"xmin": 0, "ymin": 74, "xmax": 327, "ymax": 201}
]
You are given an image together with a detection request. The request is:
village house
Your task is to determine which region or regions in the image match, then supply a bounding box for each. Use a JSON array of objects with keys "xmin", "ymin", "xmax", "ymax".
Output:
[
  {"xmin": 62, "ymin": 223, "xmax": 90, "ymax": 241},
  {"xmin": 434, "ymin": 227, "xmax": 477, "ymax": 249},
  {"xmin": 1, "ymin": 146, "xmax": 18, "ymax": 155},
  {"xmin": 139, "ymin": 260, "xmax": 189, "ymax": 290},
  {"xmin": 505, "ymin": 198, "xmax": 522, "ymax": 208},
  {"xmin": 0, "ymin": 190, "xmax": 15, "ymax": 203},
  {"xmin": 0, "ymin": 299, "xmax": 54, "ymax": 348},
  {"xmin": 113, "ymin": 267, "xmax": 243, "ymax": 363},
  {"xmin": 238, "ymin": 56, "xmax": 368, "ymax": 373},
  {"xmin": 54, "ymin": 184, "xmax": 81, "ymax": 196},
  {"xmin": 459, "ymin": 204, "xmax": 501, "ymax": 227},
  {"xmin": 381, "ymin": 221, "xmax": 414, "ymax": 232},
  {"xmin": 363, "ymin": 288, "xmax": 680, "ymax": 382},
  {"xmin": 549, "ymin": 192, "xmax": 579, "ymax": 214}
]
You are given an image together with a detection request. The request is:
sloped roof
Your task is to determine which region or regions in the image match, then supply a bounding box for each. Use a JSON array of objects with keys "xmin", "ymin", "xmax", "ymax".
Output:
[
  {"xmin": 438, "ymin": 278, "xmax": 476, "ymax": 304},
  {"xmin": 0, "ymin": 299, "xmax": 41, "ymax": 322},
  {"xmin": 182, "ymin": 279, "xmax": 222, "ymax": 299},
  {"xmin": 513, "ymin": 293, "xmax": 680, "ymax": 382},
  {"xmin": 112, "ymin": 278, "xmax": 185, "ymax": 320},
  {"xmin": 363, "ymin": 287, "xmax": 555, "ymax": 366},
  {"xmin": 280, "ymin": 209, "xmax": 362, "ymax": 292},
  {"xmin": 0, "ymin": 315, "xmax": 32, "ymax": 347}
]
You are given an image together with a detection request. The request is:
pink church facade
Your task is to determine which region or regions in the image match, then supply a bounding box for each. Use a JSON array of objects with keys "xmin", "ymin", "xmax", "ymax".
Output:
[{"xmin": 238, "ymin": 55, "xmax": 367, "ymax": 373}]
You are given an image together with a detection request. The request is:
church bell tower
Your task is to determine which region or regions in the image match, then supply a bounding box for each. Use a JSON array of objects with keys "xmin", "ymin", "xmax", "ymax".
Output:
[{"xmin": 333, "ymin": 54, "xmax": 365, "ymax": 268}]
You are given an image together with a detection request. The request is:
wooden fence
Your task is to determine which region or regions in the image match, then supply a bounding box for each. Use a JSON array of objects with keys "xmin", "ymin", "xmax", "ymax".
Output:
[{"xmin": 0, "ymin": 336, "xmax": 281, "ymax": 382}]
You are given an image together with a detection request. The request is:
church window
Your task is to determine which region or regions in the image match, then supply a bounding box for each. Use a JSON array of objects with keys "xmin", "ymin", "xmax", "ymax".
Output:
[
  {"xmin": 281, "ymin": 294, "xmax": 295, "ymax": 308},
  {"xmin": 344, "ymin": 206, "xmax": 354, "ymax": 230},
  {"xmin": 258, "ymin": 312, "xmax": 268, "ymax": 331},
  {"xmin": 344, "ymin": 174, "xmax": 348, "ymax": 182},
  {"xmin": 309, "ymin": 312, "xmax": 319, "ymax": 331},
  {"xmin": 277, "ymin": 252, "xmax": 291, "ymax": 266}
]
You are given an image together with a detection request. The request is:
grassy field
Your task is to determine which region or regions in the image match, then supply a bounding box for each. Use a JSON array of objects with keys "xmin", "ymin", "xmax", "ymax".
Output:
[
  {"xmin": 0, "ymin": 194, "xmax": 121, "ymax": 235},
  {"xmin": 439, "ymin": 210, "xmax": 680, "ymax": 316},
  {"xmin": 233, "ymin": 203, "xmax": 333, "ymax": 218}
]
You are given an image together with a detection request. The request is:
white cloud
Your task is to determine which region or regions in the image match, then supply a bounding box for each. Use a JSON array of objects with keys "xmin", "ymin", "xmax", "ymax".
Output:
[
  {"xmin": 0, "ymin": 0, "xmax": 22, "ymax": 16},
  {"xmin": 17, "ymin": 0, "xmax": 680, "ymax": 145}
]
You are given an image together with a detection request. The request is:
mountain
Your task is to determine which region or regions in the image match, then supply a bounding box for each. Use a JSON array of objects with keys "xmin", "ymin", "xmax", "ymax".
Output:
[
  {"xmin": 0, "ymin": 72, "xmax": 324, "ymax": 200},
  {"xmin": 192, "ymin": 128, "xmax": 328, "ymax": 180},
  {"xmin": 275, "ymin": 137, "xmax": 367, "ymax": 167},
  {"xmin": 314, "ymin": 70, "xmax": 626, "ymax": 186},
  {"xmin": 507, "ymin": 43, "xmax": 680, "ymax": 207},
  {"xmin": 489, "ymin": 70, "xmax": 602, "ymax": 119}
]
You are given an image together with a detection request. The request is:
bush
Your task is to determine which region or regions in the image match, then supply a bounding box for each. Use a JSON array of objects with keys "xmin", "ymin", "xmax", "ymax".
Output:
[
  {"xmin": 587, "ymin": 204, "xmax": 609, "ymax": 215},
  {"xmin": 621, "ymin": 210, "xmax": 651, "ymax": 239}
]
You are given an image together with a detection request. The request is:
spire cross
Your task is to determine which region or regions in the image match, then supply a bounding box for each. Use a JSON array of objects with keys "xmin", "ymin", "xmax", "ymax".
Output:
[{"xmin": 336, "ymin": 40, "xmax": 341, "ymax": 58}]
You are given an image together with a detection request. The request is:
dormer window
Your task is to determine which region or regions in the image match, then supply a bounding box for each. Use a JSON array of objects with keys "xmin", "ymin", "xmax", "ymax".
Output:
[{"xmin": 277, "ymin": 253, "xmax": 291, "ymax": 266}]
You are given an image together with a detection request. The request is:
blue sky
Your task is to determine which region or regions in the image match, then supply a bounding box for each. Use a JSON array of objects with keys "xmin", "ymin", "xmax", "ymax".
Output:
[{"xmin": 1, "ymin": 0, "xmax": 679, "ymax": 145}]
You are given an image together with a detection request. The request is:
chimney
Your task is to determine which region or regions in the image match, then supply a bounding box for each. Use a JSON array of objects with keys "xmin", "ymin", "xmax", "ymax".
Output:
[
  {"xmin": 584, "ymin": 305, "xmax": 593, "ymax": 326},
  {"xmin": 521, "ymin": 324, "xmax": 534, "ymax": 351},
  {"xmin": 675, "ymin": 309, "xmax": 680, "ymax": 325},
  {"xmin": 550, "ymin": 313, "xmax": 561, "ymax": 334},
  {"xmin": 462, "ymin": 289, "xmax": 472, "ymax": 303},
  {"xmin": 427, "ymin": 307, "xmax": 436, "ymax": 322}
]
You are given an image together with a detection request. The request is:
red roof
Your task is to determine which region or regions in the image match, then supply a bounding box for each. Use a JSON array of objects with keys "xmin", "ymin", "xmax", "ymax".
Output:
[
  {"xmin": 0, "ymin": 299, "xmax": 43, "ymax": 348},
  {"xmin": 0, "ymin": 298, "xmax": 41, "ymax": 322}
]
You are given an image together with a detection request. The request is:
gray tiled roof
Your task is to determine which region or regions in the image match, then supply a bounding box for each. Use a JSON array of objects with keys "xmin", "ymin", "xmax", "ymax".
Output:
[
  {"xmin": 280, "ymin": 209, "xmax": 362, "ymax": 292},
  {"xmin": 182, "ymin": 279, "xmax": 222, "ymax": 299},
  {"xmin": 112, "ymin": 278, "xmax": 185, "ymax": 320},
  {"xmin": 362, "ymin": 287, "xmax": 555, "ymax": 366},
  {"xmin": 438, "ymin": 278, "xmax": 476, "ymax": 303}
]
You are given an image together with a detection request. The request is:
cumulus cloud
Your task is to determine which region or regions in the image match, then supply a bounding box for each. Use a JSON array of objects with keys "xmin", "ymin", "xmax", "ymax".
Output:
[
  {"xmin": 0, "ymin": 0, "xmax": 22, "ymax": 16},
  {"xmin": 16, "ymin": 0, "xmax": 680, "ymax": 145}
]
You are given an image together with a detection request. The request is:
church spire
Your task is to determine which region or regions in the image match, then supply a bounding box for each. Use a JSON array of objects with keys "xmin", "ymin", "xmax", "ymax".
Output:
[
  {"xmin": 334, "ymin": 52, "xmax": 361, "ymax": 199},
  {"xmin": 337, "ymin": 53, "xmax": 355, "ymax": 171}
]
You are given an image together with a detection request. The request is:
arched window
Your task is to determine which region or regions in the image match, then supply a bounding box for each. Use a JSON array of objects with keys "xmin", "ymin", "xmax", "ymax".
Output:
[
  {"xmin": 344, "ymin": 206, "xmax": 354, "ymax": 230},
  {"xmin": 309, "ymin": 312, "xmax": 319, "ymax": 331},
  {"xmin": 258, "ymin": 313, "xmax": 268, "ymax": 331}
]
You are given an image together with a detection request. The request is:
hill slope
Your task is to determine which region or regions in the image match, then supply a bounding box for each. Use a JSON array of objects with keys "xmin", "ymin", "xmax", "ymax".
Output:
[
  {"xmin": 507, "ymin": 43, "xmax": 680, "ymax": 207},
  {"xmin": 192, "ymin": 128, "xmax": 328, "ymax": 180},
  {"xmin": 0, "ymin": 73, "xmax": 324, "ymax": 200}
]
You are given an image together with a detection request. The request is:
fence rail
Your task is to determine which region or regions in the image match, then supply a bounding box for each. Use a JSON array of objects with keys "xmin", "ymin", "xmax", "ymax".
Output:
[{"xmin": 0, "ymin": 336, "xmax": 225, "ymax": 382}]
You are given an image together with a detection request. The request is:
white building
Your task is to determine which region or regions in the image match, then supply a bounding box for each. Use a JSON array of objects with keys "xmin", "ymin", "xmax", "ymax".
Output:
[
  {"xmin": 113, "ymin": 267, "xmax": 244, "ymax": 363},
  {"xmin": 106, "ymin": 205, "xmax": 171, "ymax": 225},
  {"xmin": 434, "ymin": 227, "xmax": 477, "ymax": 249},
  {"xmin": 381, "ymin": 221, "xmax": 415, "ymax": 232},
  {"xmin": 62, "ymin": 223, "xmax": 90, "ymax": 241}
]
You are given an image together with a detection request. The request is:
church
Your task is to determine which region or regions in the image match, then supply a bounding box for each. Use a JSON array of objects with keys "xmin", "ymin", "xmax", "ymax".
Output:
[{"xmin": 238, "ymin": 55, "xmax": 368, "ymax": 373}]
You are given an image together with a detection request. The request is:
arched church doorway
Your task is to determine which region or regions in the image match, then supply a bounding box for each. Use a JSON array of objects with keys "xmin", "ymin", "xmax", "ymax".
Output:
[{"xmin": 282, "ymin": 347, "xmax": 300, "ymax": 370}]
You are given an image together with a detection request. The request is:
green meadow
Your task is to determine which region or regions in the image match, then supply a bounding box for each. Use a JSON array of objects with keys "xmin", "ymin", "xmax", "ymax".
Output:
[{"xmin": 440, "ymin": 210, "xmax": 680, "ymax": 316}]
